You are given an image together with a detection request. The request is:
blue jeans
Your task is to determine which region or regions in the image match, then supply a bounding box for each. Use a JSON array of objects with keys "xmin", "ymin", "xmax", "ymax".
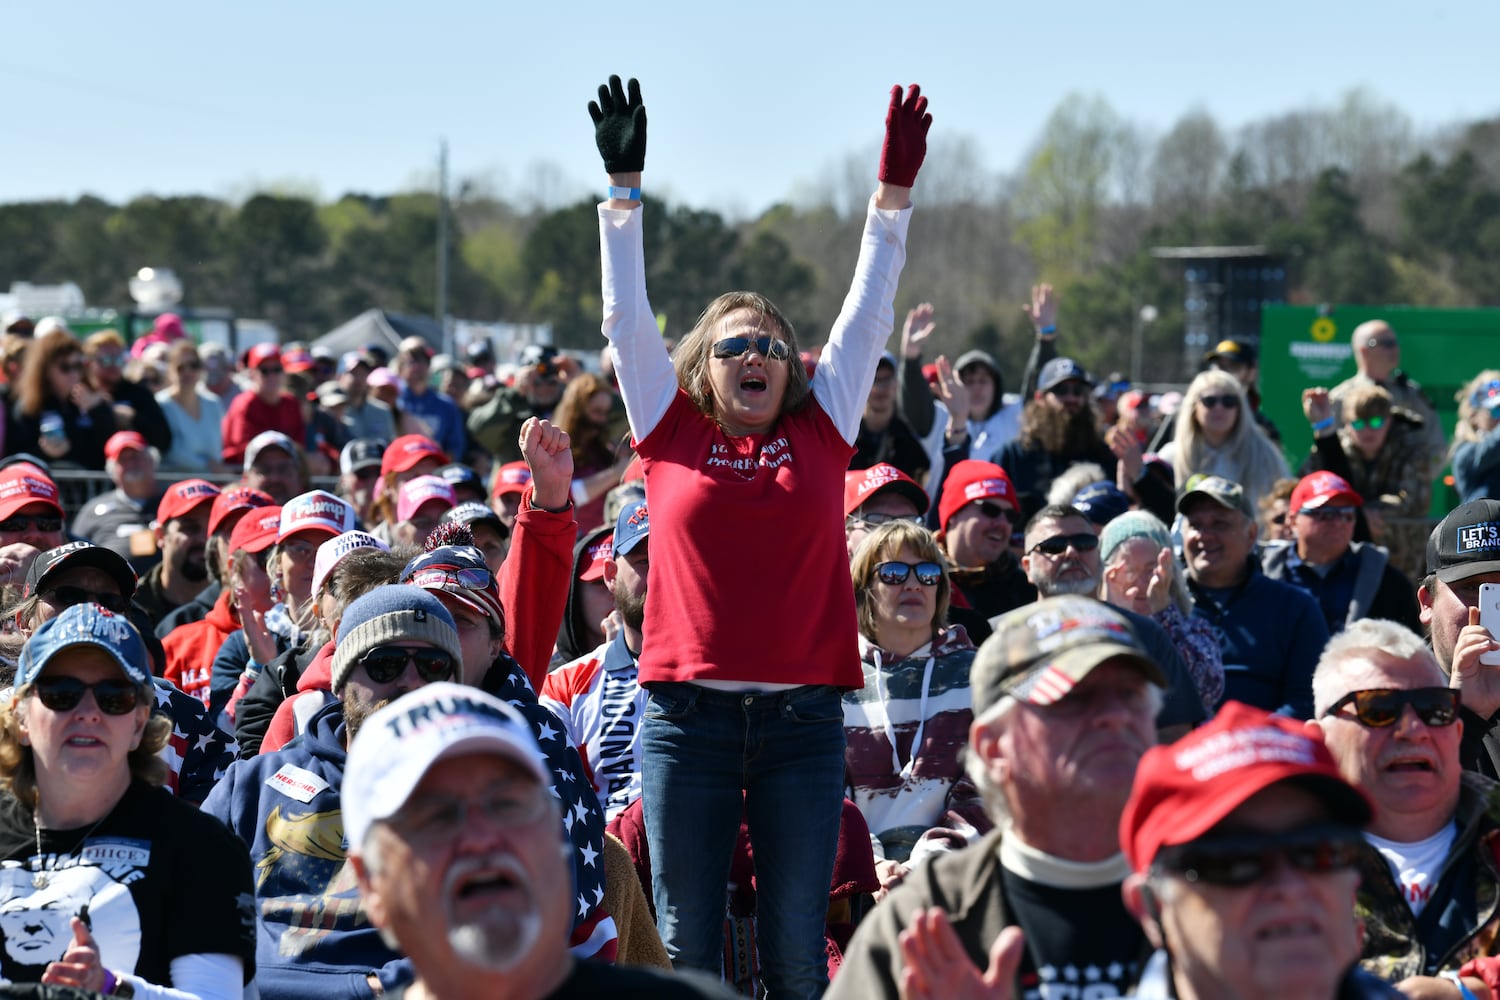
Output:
[{"xmin": 642, "ymin": 682, "xmax": 846, "ymax": 1000}]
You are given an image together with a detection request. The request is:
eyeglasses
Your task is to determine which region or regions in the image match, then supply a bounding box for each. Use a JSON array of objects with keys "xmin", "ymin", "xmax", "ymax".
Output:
[
  {"xmin": 1297, "ymin": 506, "xmax": 1357, "ymax": 523},
  {"xmin": 40, "ymin": 587, "xmax": 131, "ymax": 615},
  {"xmin": 356, "ymin": 647, "xmax": 456, "ymax": 685},
  {"xmin": 1154, "ymin": 825, "xmax": 1363, "ymax": 888},
  {"xmin": 969, "ymin": 501, "xmax": 1013, "ymax": 521},
  {"xmin": 53, "ymin": 361, "xmax": 82, "ymax": 375},
  {"xmin": 31, "ymin": 676, "xmax": 142, "ymax": 716},
  {"xmin": 1198, "ymin": 394, "xmax": 1240, "ymax": 410},
  {"xmin": 1364, "ymin": 337, "xmax": 1398, "ymax": 349},
  {"xmin": 91, "ymin": 354, "xmax": 125, "ymax": 369},
  {"xmin": 1322, "ymin": 687, "xmax": 1460, "ymax": 728},
  {"xmin": 711, "ymin": 336, "xmax": 792, "ymax": 362},
  {"xmin": 874, "ymin": 561, "xmax": 944, "ymax": 586},
  {"xmin": 1269, "ymin": 513, "xmax": 1287, "ymax": 526},
  {"xmin": 1349, "ymin": 416, "xmax": 1385, "ymax": 432},
  {"xmin": 405, "ymin": 565, "xmax": 495, "ymax": 593},
  {"xmin": 1028, "ymin": 532, "xmax": 1100, "ymax": 557},
  {"xmin": 0, "ymin": 516, "xmax": 63, "ymax": 534},
  {"xmin": 394, "ymin": 783, "xmax": 550, "ymax": 845},
  {"xmin": 848, "ymin": 512, "xmax": 924, "ymax": 529},
  {"xmin": 258, "ymin": 365, "xmax": 284, "ymax": 376}
]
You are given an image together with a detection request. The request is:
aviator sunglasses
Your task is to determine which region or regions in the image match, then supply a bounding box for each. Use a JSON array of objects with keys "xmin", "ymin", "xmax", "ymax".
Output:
[
  {"xmin": 1154, "ymin": 824, "xmax": 1363, "ymax": 888},
  {"xmin": 32, "ymin": 677, "xmax": 142, "ymax": 716},
  {"xmin": 1322, "ymin": 687, "xmax": 1459, "ymax": 728},
  {"xmin": 711, "ymin": 336, "xmax": 792, "ymax": 362},
  {"xmin": 1198, "ymin": 394, "xmax": 1240, "ymax": 410}
]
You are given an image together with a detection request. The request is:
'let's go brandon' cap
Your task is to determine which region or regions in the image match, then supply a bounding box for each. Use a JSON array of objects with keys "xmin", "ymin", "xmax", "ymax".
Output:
[{"xmin": 1428, "ymin": 498, "xmax": 1500, "ymax": 584}]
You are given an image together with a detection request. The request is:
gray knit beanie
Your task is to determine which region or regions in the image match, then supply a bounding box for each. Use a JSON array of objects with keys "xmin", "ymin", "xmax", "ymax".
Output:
[
  {"xmin": 1098, "ymin": 510, "xmax": 1173, "ymax": 567},
  {"xmin": 332, "ymin": 585, "xmax": 463, "ymax": 694}
]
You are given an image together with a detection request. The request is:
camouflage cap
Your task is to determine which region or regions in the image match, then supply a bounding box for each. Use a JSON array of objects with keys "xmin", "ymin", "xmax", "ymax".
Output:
[
  {"xmin": 1176, "ymin": 474, "xmax": 1253, "ymax": 520},
  {"xmin": 973, "ymin": 595, "xmax": 1166, "ymax": 714}
]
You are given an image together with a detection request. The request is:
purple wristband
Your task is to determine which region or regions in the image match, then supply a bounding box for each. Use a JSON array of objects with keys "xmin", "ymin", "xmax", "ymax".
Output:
[{"xmin": 102, "ymin": 968, "xmax": 117, "ymax": 995}]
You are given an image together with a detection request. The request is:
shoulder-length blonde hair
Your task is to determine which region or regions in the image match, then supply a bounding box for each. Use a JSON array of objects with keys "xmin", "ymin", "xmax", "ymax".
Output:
[
  {"xmin": 0, "ymin": 685, "xmax": 170, "ymax": 807},
  {"xmin": 1172, "ymin": 369, "xmax": 1286, "ymax": 506},
  {"xmin": 673, "ymin": 291, "xmax": 810, "ymax": 424},
  {"xmin": 15, "ymin": 329, "xmax": 82, "ymax": 418},
  {"xmin": 850, "ymin": 520, "xmax": 951, "ymax": 642},
  {"xmin": 1453, "ymin": 369, "xmax": 1500, "ymax": 450}
]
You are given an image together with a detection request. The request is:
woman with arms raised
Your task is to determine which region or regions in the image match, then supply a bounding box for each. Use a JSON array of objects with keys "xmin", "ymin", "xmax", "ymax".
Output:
[{"xmin": 593, "ymin": 74, "xmax": 930, "ymax": 997}]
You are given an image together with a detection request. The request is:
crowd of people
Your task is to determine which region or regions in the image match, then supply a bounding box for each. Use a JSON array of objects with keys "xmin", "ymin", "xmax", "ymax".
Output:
[{"xmin": 0, "ymin": 75, "xmax": 1495, "ymax": 1000}]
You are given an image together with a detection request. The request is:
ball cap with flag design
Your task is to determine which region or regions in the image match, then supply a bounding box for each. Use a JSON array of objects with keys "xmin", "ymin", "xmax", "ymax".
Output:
[
  {"xmin": 1037, "ymin": 357, "xmax": 1093, "ymax": 394},
  {"xmin": 1427, "ymin": 498, "xmax": 1500, "ymax": 584},
  {"xmin": 397, "ymin": 476, "xmax": 457, "ymax": 523},
  {"xmin": 0, "ymin": 464, "xmax": 62, "ymax": 521},
  {"xmin": 207, "ymin": 486, "xmax": 274, "ymax": 538},
  {"xmin": 844, "ymin": 463, "xmax": 929, "ymax": 518},
  {"xmin": 18, "ymin": 602, "xmax": 151, "ymax": 691},
  {"xmin": 278, "ymin": 490, "xmax": 356, "ymax": 543},
  {"xmin": 440, "ymin": 502, "xmax": 508, "ymax": 539},
  {"xmin": 491, "ymin": 461, "xmax": 533, "ymax": 500},
  {"xmin": 156, "ymin": 479, "xmax": 221, "ymax": 525},
  {"xmin": 311, "ymin": 530, "xmax": 390, "ymax": 601},
  {"xmin": 937, "ymin": 460, "xmax": 1017, "ymax": 531},
  {"xmin": 1291, "ymin": 470, "xmax": 1363, "ymax": 513},
  {"xmin": 401, "ymin": 545, "xmax": 503, "ymax": 622},
  {"xmin": 972, "ymin": 595, "xmax": 1166, "ymax": 716},
  {"xmin": 342, "ymin": 682, "xmax": 549, "ymax": 853},
  {"xmin": 1176, "ymin": 473, "xmax": 1254, "ymax": 520},
  {"xmin": 381, "ymin": 435, "xmax": 448, "ymax": 477},
  {"xmin": 25, "ymin": 542, "xmax": 137, "ymax": 600},
  {"xmin": 228, "ymin": 505, "xmax": 283, "ymax": 555},
  {"xmin": 1119, "ymin": 700, "xmax": 1372, "ymax": 873},
  {"xmin": 104, "ymin": 431, "xmax": 149, "ymax": 463}
]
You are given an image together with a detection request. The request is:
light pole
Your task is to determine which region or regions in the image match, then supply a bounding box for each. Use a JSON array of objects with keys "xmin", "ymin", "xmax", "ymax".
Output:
[{"xmin": 1131, "ymin": 303, "xmax": 1157, "ymax": 385}]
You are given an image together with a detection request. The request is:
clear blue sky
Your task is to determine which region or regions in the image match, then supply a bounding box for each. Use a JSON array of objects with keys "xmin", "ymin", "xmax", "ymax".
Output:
[{"xmin": 7, "ymin": 0, "xmax": 1498, "ymax": 218}]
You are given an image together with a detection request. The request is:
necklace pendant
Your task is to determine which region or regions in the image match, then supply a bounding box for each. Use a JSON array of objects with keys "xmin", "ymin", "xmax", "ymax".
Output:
[{"xmin": 32, "ymin": 871, "xmax": 47, "ymax": 890}]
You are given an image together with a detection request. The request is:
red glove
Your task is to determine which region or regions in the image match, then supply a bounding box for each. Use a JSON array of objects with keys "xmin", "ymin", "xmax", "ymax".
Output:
[{"xmin": 878, "ymin": 84, "xmax": 932, "ymax": 188}]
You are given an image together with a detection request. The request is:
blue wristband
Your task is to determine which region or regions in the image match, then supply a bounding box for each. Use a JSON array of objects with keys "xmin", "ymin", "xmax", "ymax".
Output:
[
  {"xmin": 607, "ymin": 185, "xmax": 641, "ymax": 201},
  {"xmin": 1039, "ymin": 324, "xmax": 1057, "ymax": 335},
  {"xmin": 1311, "ymin": 416, "xmax": 1336, "ymax": 432},
  {"xmin": 1443, "ymin": 971, "xmax": 1477, "ymax": 1000}
]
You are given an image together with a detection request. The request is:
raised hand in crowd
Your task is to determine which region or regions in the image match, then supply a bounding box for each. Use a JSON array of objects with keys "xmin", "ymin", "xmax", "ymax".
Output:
[
  {"xmin": 901, "ymin": 303, "xmax": 937, "ymax": 360},
  {"xmin": 1303, "ymin": 385, "xmax": 1335, "ymax": 426},
  {"xmin": 1022, "ymin": 283, "xmax": 1057, "ymax": 336},
  {"xmin": 520, "ymin": 415, "xmax": 574, "ymax": 511},
  {"xmin": 899, "ymin": 910, "xmax": 1023, "ymax": 1000},
  {"xmin": 931, "ymin": 356, "xmax": 970, "ymax": 436}
]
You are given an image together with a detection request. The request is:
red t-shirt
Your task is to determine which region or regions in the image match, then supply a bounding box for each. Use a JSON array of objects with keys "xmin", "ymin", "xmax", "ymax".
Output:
[
  {"xmin": 636, "ymin": 391, "xmax": 861, "ymax": 689},
  {"xmin": 221, "ymin": 391, "xmax": 305, "ymax": 465}
]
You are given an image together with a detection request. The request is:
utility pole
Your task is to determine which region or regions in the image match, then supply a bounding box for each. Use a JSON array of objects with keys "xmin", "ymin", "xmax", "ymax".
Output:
[{"xmin": 436, "ymin": 140, "xmax": 452, "ymax": 357}]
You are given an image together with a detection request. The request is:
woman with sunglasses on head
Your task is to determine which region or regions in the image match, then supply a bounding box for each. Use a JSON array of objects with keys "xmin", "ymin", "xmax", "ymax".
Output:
[
  {"xmin": 0, "ymin": 603, "xmax": 255, "ymax": 997},
  {"xmin": 155, "ymin": 340, "xmax": 226, "ymax": 474},
  {"xmin": 592, "ymin": 73, "xmax": 930, "ymax": 994},
  {"xmin": 1158, "ymin": 369, "xmax": 1287, "ymax": 510},
  {"xmin": 843, "ymin": 521, "xmax": 984, "ymax": 906},
  {"xmin": 6, "ymin": 326, "xmax": 119, "ymax": 471}
]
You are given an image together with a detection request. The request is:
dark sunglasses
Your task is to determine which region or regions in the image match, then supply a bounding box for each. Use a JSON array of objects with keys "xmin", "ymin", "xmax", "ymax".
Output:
[
  {"xmin": 1365, "ymin": 337, "xmax": 1398, "ymax": 349},
  {"xmin": 1028, "ymin": 532, "xmax": 1100, "ymax": 557},
  {"xmin": 1269, "ymin": 513, "xmax": 1287, "ymax": 526},
  {"xmin": 1471, "ymin": 380, "xmax": 1500, "ymax": 407},
  {"xmin": 177, "ymin": 361, "xmax": 204, "ymax": 373},
  {"xmin": 41, "ymin": 587, "xmax": 131, "ymax": 615},
  {"xmin": 1154, "ymin": 825, "xmax": 1363, "ymax": 887},
  {"xmin": 1323, "ymin": 687, "xmax": 1459, "ymax": 728},
  {"xmin": 54, "ymin": 361, "xmax": 83, "ymax": 375},
  {"xmin": 405, "ymin": 565, "xmax": 495, "ymax": 593},
  {"xmin": 711, "ymin": 336, "xmax": 792, "ymax": 362},
  {"xmin": 874, "ymin": 561, "xmax": 944, "ymax": 586},
  {"xmin": 848, "ymin": 512, "xmax": 923, "ymax": 528},
  {"xmin": 357, "ymin": 647, "xmax": 456, "ymax": 685},
  {"xmin": 0, "ymin": 516, "xmax": 63, "ymax": 534},
  {"xmin": 258, "ymin": 365, "xmax": 284, "ymax": 376},
  {"xmin": 32, "ymin": 676, "xmax": 142, "ymax": 716},
  {"xmin": 970, "ymin": 500, "xmax": 1013, "ymax": 521},
  {"xmin": 1349, "ymin": 416, "xmax": 1385, "ymax": 431},
  {"xmin": 1298, "ymin": 506, "xmax": 1356, "ymax": 523},
  {"xmin": 1199, "ymin": 394, "xmax": 1240, "ymax": 409},
  {"xmin": 1046, "ymin": 382, "xmax": 1089, "ymax": 399}
]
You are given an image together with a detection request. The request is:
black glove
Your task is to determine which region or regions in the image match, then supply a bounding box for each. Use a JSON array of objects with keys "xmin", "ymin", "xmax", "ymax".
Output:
[{"xmin": 588, "ymin": 75, "xmax": 647, "ymax": 174}]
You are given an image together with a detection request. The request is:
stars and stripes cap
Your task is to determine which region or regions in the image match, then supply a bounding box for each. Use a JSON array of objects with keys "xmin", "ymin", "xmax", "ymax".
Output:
[
  {"xmin": 342, "ymin": 682, "xmax": 549, "ymax": 853},
  {"xmin": 972, "ymin": 595, "xmax": 1165, "ymax": 715}
]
